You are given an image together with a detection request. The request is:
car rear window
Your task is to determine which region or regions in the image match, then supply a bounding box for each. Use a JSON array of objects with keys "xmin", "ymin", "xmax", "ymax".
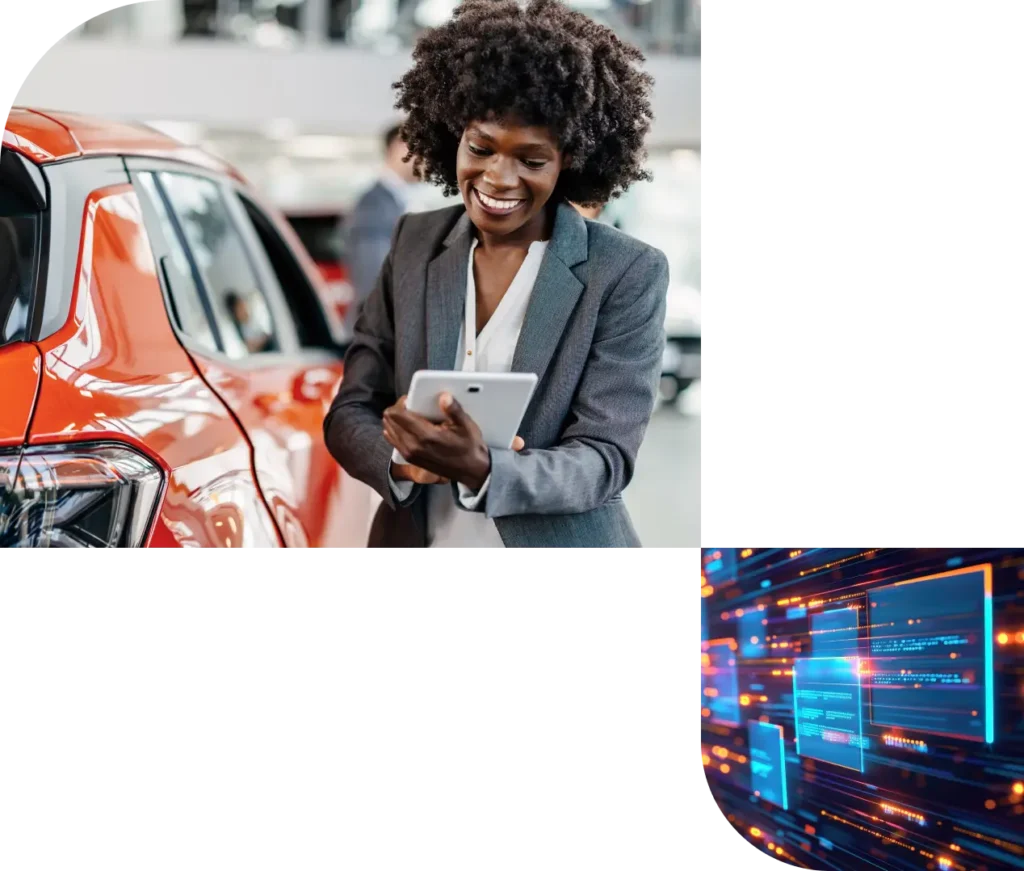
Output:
[
  {"xmin": 0, "ymin": 180, "xmax": 40, "ymax": 347},
  {"xmin": 285, "ymin": 214, "xmax": 345, "ymax": 264}
]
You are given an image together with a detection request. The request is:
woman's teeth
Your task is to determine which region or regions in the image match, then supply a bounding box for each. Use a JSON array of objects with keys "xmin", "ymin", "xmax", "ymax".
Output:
[{"xmin": 475, "ymin": 188, "xmax": 523, "ymax": 211}]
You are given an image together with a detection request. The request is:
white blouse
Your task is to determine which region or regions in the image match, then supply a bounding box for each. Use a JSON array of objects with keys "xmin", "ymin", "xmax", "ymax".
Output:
[{"xmin": 389, "ymin": 237, "xmax": 549, "ymax": 547}]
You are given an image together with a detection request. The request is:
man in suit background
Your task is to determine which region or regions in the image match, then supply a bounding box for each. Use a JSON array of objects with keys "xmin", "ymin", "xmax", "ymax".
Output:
[{"xmin": 343, "ymin": 123, "xmax": 419, "ymax": 330}]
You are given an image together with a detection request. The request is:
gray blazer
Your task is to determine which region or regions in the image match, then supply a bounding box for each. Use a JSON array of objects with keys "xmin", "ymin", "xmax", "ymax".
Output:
[
  {"xmin": 344, "ymin": 180, "xmax": 405, "ymax": 312},
  {"xmin": 324, "ymin": 201, "xmax": 669, "ymax": 547}
]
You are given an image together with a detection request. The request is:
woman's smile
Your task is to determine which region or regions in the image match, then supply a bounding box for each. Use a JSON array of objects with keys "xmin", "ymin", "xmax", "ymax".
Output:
[{"xmin": 472, "ymin": 186, "xmax": 527, "ymax": 216}]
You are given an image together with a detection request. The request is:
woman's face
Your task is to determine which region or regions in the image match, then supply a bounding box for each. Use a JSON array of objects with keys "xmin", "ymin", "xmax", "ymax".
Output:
[{"xmin": 456, "ymin": 118, "xmax": 564, "ymax": 239}]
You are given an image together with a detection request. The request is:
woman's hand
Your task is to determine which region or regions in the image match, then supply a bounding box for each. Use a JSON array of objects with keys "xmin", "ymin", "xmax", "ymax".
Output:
[
  {"xmin": 385, "ymin": 397, "xmax": 449, "ymax": 485},
  {"xmin": 390, "ymin": 461, "xmax": 449, "ymax": 486},
  {"xmin": 383, "ymin": 394, "xmax": 524, "ymax": 491}
]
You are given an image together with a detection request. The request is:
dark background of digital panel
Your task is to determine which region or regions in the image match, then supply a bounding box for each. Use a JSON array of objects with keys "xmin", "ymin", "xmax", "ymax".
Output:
[{"xmin": 700, "ymin": 548, "xmax": 1024, "ymax": 871}]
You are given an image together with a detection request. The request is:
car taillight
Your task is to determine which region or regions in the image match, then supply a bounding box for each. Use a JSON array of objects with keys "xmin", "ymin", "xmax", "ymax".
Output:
[{"xmin": 0, "ymin": 444, "xmax": 164, "ymax": 548}]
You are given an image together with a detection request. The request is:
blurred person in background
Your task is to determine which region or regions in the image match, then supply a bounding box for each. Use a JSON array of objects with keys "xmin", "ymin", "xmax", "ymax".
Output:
[
  {"xmin": 325, "ymin": 0, "xmax": 669, "ymax": 548},
  {"xmin": 343, "ymin": 123, "xmax": 419, "ymax": 328}
]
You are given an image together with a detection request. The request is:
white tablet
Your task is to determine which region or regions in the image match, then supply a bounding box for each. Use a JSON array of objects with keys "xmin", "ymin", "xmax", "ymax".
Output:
[{"xmin": 406, "ymin": 370, "xmax": 538, "ymax": 449}]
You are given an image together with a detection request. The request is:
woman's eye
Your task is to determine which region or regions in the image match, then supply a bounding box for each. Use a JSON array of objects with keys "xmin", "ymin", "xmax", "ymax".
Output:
[
  {"xmin": 522, "ymin": 159, "xmax": 547, "ymax": 170},
  {"xmin": 467, "ymin": 144, "xmax": 490, "ymax": 157}
]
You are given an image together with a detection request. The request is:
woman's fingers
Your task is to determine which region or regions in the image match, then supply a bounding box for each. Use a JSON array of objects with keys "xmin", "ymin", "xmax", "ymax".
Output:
[
  {"xmin": 383, "ymin": 420, "xmax": 415, "ymax": 460},
  {"xmin": 512, "ymin": 435, "xmax": 525, "ymax": 451}
]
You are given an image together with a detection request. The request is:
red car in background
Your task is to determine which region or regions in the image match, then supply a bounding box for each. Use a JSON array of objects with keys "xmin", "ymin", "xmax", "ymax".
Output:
[
  {"xmin": 1, "ymin": 108, "xmax": 371, "ymax": 547},
  {"xmin": 283, "ymin": 207, "xmax": 354, "ymax": 335}
]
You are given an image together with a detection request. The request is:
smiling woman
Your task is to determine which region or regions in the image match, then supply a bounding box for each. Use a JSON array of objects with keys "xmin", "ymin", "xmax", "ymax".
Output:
[
  {"xmin": 393, "ymin": 0, "xmax": 654, "ymax": 208},
  {"xmin": 323, "ymin": 0, "xmax": 672, "ymax": 548}
]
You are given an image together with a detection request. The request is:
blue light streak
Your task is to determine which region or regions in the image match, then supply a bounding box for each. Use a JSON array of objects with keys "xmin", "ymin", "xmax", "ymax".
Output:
[
  {"xmin": 855, "ymin": 656, "xmax": 865, "ymax": 773},
  {"xmin": 984, "ymin": 568, "xmax": 995, "ymax": 744},
  {"xmin": 777, "ymin": 725, "xmax": 789, "ymax": 810},
  {"xmin": 792, "ymin": 665, "xmax": 800, "ymax": 756}
]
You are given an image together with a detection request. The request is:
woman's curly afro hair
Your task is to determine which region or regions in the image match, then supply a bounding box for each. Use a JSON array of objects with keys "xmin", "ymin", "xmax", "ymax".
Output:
[{"xmin": 393, "ymin": 0, "xmax": 655, "ymax": 207}]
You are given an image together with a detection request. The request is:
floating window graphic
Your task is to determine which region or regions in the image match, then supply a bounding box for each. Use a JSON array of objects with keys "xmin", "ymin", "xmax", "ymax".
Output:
[
  {"xmin": 739, "ymin": 609, "xmax": 767, "ymax": 658},
  {"xmin": 703, "ymin": 548, "xmax": 736, "ymax": 582},
  {"xmin": 867, "ymin": 565, "xmax": 994, "ymax": 743},
  {"xmin": 792, "ymin": 656, "xmax": 865, "ymax": 772},
  {"xmin": 702, "ymin": 638, "xmax": 740, "ymax": 727},
  {"xmin": 748, "ymin": 720, "xmax": 788, "ymax": 810},
  {"xmin": 811, "ymin": 606, "xmax": 860, "ymax": 657}
]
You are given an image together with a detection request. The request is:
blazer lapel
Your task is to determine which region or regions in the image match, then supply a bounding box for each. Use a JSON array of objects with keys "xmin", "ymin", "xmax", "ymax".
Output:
[
  {"xmin": 511, "ymin": 203, "xmax": 588, "ymax": 380},
  {"xmin": 425, "ymin": 211, "xmax": 473, "ymax": 371}
]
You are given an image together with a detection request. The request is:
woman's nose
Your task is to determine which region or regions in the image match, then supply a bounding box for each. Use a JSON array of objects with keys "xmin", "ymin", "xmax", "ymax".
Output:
[{"xmin": 483, "ymin": 156, "xmax": 519, "ymax": 191}]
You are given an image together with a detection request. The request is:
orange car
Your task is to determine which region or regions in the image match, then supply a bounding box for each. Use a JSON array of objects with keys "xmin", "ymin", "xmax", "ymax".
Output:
[{"xmin": 1, "ymin": 108, "xmax": 370, "ymax": 547}]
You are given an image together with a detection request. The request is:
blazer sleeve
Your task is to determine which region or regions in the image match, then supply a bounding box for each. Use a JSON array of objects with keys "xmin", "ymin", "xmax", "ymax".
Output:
[
  {"xmin": 481, "ymin": 246, "xmax": 670, "ymax": 517},
  {"xmin": 323, "ymin": 214, "xmax": 422, "ymax": 510}
]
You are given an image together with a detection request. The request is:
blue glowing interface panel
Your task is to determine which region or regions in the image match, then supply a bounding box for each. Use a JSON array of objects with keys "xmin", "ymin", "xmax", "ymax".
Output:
[
  {"xmin": 702, "ymin": 638, "xmax": 740, "ymax": 726},
  {"xmin": 811, "ymin": 606, "xmax": 859, "ymax": 658},
  {"xmin": 739, "ymin": 608, "xmax": 767, "ymax": 658},
  {"xmin": 793, "ymin": 656, "xmax": 864, "ymax": 771},
  {"xmin": 700, "ymin": 549, "xmax": 1022, "ymax": 871},
  {"xmin": 702, "ymin": 548, "xmax": 736, "ymax": 583},
  {"xmin": 748, "ymin": 720, "xmax": 788, "ymax": 810},
  {"xmin": 868, "ymin": 567, "xmax": 993, "ymax": 742}
]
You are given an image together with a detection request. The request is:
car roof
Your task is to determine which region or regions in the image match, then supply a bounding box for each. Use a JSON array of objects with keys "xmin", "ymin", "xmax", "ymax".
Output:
[{"xmin": 3, "ymin": 107, "xmax": 245, "ymax": 181}]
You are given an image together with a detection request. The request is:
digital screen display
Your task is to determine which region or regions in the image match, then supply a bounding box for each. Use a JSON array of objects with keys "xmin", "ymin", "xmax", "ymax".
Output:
[
  {"xmin": 811, "ymin": 606, "xmax": 860, "ymax": 658},
  {"xmin": 700, "ymin": 548, "xmax": 1024, "ymax": 871},
  {"xmin": 739, "ymin": 608, "xmax": 767, "ymax": 658},
  {"xmin": 868, "ymin": 566, "xmax": 993, "ymax": 742},
  {"xmin": 793, "ymin": 656, "xmax": 865, "ymax": 772},
  {"xmin": 702, "ymin": 548, "xmax": 736, "ymax": 583},
  {"xmin": 748, "ymin": 719, "xmax": 789, "ymax": 810}
]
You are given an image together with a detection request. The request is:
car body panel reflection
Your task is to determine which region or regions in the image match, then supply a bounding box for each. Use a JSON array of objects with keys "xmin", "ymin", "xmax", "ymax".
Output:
[
  {"xmin": 0, "ymin": 343, "xmax": 41, "ymax": 446},
  {"xmin": 186, "ymin": 354, "xmax": 349, "ymax": 547},
  {"xmin": 27, "ymin": 186, "xmax": 281, "ymax": 547}
]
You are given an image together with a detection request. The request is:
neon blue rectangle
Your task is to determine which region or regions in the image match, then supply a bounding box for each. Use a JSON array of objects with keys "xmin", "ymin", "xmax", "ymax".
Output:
[
  {"xmin": 748, "ymin": 720, "xmax": 788, "ymax": 810},
  {"xmin": 812, "ymin": 607, "xmax": 859, "ymax": 657},
  {"xmin": 793, "ymin": 656, "xmax": 865, "ymax": 772},
  {"xmin": 739, "ymin": 610, "xmax": 767, "ymax": 658},
  {"xmin": 787, "ymin": 606, "xmax": 807, "ymax": 620},
  {"xmin": 703, "ymin": 640, "xmax": 741, "ymax": 727},
  {"xmin": 868, "ymin": 567, "xmax": 993, "ymax": 743},
  {"xmin": 703, "ymin": 549, "xmax": 737, "ymax": 581}
]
